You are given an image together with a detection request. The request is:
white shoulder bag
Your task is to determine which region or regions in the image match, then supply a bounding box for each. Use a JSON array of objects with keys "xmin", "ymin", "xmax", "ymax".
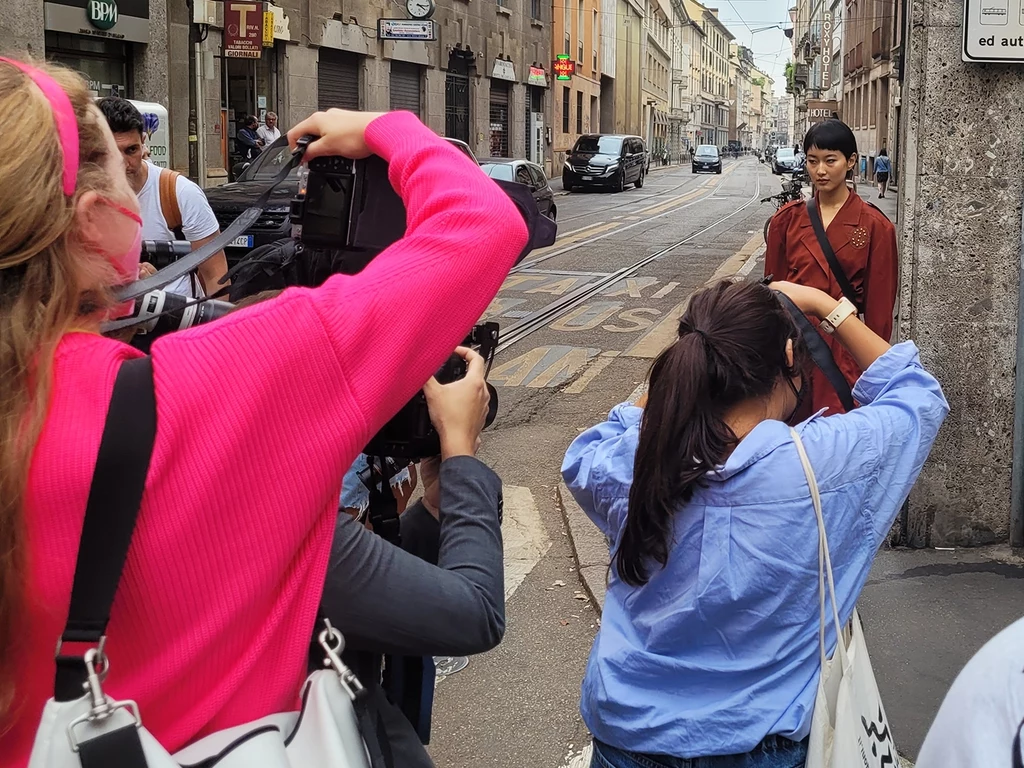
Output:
[
  {"xmin": 28, "ymin": 358, "xmax": 379, "ymax": 768},
  {"xmin": 791, "ymin": 428, "xmax": 899, "ymax": 768}
]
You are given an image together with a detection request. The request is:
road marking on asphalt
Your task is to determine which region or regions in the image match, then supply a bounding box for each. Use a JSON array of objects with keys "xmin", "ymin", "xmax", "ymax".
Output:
[
  {"xmin": 634, "ymin": 187, "xmax": 705, "ymax": 216},
  {"xmin": 527, "ymin": 221, "xmax": 622, "ymax": 260},
  {"xmin": 622, "ymin": 230, "xmax": 768, "ymax": 359},
  {"xmin": 563, "ymin": 351, "xmax": 619, "ymax": 394},
  {"xmin": 501, "ymin": 485, "xmax": 552, "ymax": 600}
]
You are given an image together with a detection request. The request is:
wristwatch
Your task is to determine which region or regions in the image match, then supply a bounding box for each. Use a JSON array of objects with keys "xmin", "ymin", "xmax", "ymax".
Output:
[{"xmin": 820, "ymin": 297, "xmax": 857, "ymax": 334}]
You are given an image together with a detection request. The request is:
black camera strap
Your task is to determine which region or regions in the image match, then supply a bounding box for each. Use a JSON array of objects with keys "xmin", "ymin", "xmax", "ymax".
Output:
[
  {"xmin": 805, "ymin": 198, "xmax": 863, "ymax": 315},
  {"xmin": 114, "ymin": 142, "xmax": 309, "ymax": 304},
  {"xmin": 55, "ymin": 356, "xmax": 156, "ymax": 702},
  {"xmin": 774, "ymin": 291, "xmax": 855, "ymax": 412}
]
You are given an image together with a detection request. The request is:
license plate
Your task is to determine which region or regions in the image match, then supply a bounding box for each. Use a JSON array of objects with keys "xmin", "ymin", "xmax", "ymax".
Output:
[
  {"xmin": 582, "ymin": 175, "xmax": 592, "ymax": 181},
  {"xmin": 230, "ymin": 235, "xmax": 254, "ymax": 248}
]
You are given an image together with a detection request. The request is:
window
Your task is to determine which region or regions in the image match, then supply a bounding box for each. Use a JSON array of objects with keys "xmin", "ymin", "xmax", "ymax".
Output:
[
  {"xmin": 593, "ymin": 9, "xmax": 599, "ymax": 70},
  {"xmin": 562, "ymin": 86, "xmax": 570, "ymax": 133},
  {"xmin": 532, "ymin": 0, "xmax": 542, "ymax": 19},
  {"xmin": 564, "ymin": 1, "xmax": 571, "ymax": 53},
  {"xmin": 576, "ymin": 90, "xmax": 583, "ymax": 133},
  {"xmin": 578, "ymin": 0, "xmax": 585, "ymax": 64}
]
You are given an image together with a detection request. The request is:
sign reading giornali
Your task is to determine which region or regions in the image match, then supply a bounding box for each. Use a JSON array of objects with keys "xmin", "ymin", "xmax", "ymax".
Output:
[
  {"xmin": 963, "ymin": 0, "xmax": 1024, "ymax": 61},
  {"xmin": 224, "ymin": 2, "xmax": 264, "ymax": 58}
]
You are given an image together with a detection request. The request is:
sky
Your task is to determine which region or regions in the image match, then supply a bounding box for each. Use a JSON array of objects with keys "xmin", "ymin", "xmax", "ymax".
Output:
[{"xmin": 713, "ymin": 0, "xmax": 794, "ymax": 97}]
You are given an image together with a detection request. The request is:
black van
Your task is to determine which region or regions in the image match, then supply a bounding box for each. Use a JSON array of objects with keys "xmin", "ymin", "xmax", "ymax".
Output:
[{"xmin": 562, "ymin": 134, "xmax": 647, "ymax": 192}]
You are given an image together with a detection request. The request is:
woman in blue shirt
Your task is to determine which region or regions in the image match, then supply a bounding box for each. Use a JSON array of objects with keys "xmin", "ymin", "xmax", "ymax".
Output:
[
  {"xmin": 562, "ymin": 279, "xmax": 947, "ymax": 768},
  {"xmin": 874, "ymin": 148, "xmax": 892, "ymax": 198}
]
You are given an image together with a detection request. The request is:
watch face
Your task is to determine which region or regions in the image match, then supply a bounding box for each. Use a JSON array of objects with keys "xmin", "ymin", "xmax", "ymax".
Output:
[{"xmin": 407, "ymin": 0, "xmax": 433, "ymax": 18}]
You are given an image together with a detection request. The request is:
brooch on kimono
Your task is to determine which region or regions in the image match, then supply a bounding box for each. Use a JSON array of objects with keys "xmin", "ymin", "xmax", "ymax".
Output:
[{"xmin": 850, "ymin": 226, "xmax": 869, "ymax": 249}]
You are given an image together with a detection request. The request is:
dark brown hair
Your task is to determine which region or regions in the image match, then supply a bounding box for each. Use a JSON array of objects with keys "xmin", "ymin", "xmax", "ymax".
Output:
[{"xmin": 615, "ymin": 280, "xmax": 804, "ymax": 586}]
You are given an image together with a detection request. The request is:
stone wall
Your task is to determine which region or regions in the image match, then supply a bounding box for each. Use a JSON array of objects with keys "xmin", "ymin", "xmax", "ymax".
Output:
[
  {"xmin": 0, "ymin": 0, "xmax": 44, "ymax": 58},
  {"xmin": 898, "ymin": 0, "xmax": 1024, "ymax": 546}
]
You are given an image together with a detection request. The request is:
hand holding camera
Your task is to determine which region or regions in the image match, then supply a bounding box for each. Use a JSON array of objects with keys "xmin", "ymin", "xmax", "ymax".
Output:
[
  {"xmin": 287, "ymin": 109, "xmax": 386, "ymax": 162},
  {"xmin": 423, "ymin": 346, "xmax": 490, "ymax": 460}
]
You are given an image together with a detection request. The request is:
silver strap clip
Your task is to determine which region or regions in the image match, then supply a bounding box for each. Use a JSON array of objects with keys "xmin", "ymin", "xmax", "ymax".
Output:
[
  {"xmin": 318, "ymin": 619, "xmax": 367, "ymax": 702},
  {"xmin": 66, "ymin": 646, "xmax": 142, "ymax": 752}
]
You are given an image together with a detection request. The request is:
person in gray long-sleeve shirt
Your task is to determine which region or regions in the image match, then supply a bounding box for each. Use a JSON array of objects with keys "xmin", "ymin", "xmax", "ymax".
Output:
[{"xmin": 317, "ymin": 346, "xmax": 504, "ymax": 766}]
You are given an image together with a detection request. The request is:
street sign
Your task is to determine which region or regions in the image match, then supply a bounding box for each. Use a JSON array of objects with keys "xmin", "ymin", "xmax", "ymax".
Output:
[
  {"xmin": 224, "ymin": 2, "xmax": 263, "ymax": 58},
  {"xmin": 377, "ymin": 19, "xmax": 437, "ymax": 40},
  {"xmin": 808, "ymin": 100, "xmax": 839, "ymax": 122},
  {"xmin": 553, "ymin": 54, "xmax": 575, "ymax": 81},
  {"xmin": 963, "ymin": 0, "xmax": 1024, "ymax": 62}
]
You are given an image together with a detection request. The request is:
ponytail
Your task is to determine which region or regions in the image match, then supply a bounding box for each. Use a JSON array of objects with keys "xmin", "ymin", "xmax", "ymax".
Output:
[{"xmin": 615, "ymin": 280, "xmax": 802, "ymax": 587}]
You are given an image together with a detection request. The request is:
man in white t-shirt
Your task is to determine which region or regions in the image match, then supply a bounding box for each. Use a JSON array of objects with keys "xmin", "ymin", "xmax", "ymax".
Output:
[
  {"xmin": 257, "ymin": 111, "xmax": 282, "ymax": 146},
  {"xmin": 98, "ymin": 97, "xmax": 229, "ymax": 299}
]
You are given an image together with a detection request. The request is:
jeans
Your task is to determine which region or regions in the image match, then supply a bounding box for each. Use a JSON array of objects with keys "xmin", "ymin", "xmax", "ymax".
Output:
[{"xmin": 591, "ymin": 737, "xmax": 808, "ymax": 768}]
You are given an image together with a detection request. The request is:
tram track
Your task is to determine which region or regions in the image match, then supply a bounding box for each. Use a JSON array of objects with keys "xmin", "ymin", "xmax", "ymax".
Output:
[{"xmin": 495, "ymin": 166, "xmax": 764, "ymax": 354}]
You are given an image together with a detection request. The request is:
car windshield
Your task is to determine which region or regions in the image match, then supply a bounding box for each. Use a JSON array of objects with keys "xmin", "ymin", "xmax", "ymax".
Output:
[
  {"xmin": 479, "ymin": 163, "xmax": 515, "ymax": 181},
  {"xmin": 776, "ymin": 148, "xmax": 796, "ymax": 160},
  {"xmin": 241, "ymin": 139, "xmax": 297, "ymax": 181},
  {"xmin": 695, "ymin": 146, "xmax": 718, "ymax": 158},
  {"xmin": 573, "ymin": 136, "xmax": 623, "ymax": 155}
]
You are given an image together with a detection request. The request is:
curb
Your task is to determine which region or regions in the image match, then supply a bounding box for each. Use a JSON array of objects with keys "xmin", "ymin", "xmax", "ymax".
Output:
[{"xmin": 557, "ymin": 483, "xmax": 609, "ymax": 615}]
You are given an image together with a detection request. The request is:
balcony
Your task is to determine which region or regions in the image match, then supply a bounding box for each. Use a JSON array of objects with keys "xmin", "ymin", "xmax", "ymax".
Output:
[{"xmin": 793, "ymin": 63, "xmax": 809, "ymax": 86}]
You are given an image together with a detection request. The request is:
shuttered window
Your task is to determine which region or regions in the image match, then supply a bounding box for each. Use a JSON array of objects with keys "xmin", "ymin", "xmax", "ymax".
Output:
[
  {"xmin": 389, "ymin": 61, "xmax": 422, "ymax": 116},
  {"xmin": 488, "ymin": 80, "xmax": 510, "ymax": 158},
  {"xmin": 318, "ymin": 49, "xmax": 361, "ymax": 111}
]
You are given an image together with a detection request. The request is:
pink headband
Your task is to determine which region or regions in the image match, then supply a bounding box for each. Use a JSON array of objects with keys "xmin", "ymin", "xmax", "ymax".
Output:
[{"xmin": 0, "ymin": 58, "xmax": 79, "ymax": 196}]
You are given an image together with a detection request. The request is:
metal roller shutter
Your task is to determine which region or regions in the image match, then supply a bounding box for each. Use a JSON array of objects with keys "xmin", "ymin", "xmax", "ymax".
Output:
[
  {"xmin": 389, "ymin": 61, "xmax": 422, "ymax": 115},
  {"xmin": 318, "ymin": 49, "xmax": 361, "ymax": 111},
  {"xmin": 489, "ymin": 80, "xmax": 510, "ymax": 158}
]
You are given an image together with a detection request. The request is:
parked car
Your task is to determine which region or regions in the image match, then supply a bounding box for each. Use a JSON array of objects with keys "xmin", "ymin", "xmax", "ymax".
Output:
[
  {"xmin": 691, "ymin": 145, "xmax": 723, "ymax": 174},
  {"xmin": 205, "ymin": 136, "xmax": 482, "ymax": 266},
  {"xmin": 562, "ymin": 134, "xmax": 647, "ymax": 192},
  {"xmin": 479, "ymin": 159, "xmax": 557, "ymax": 221},
  {"xmin": 772, "ymin": 147, "xmax": 802, "ymax": 175}
]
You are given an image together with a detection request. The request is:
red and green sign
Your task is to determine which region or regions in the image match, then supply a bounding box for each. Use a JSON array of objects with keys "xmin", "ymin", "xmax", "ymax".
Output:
[{"xmin": 553, "ymin": 54, "xmax": 575, "ymax": 81}]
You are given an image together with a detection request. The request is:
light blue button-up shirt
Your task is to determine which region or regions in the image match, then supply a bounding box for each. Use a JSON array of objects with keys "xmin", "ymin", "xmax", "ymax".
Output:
[{"xmin": 561, "ymin": 342, "xmax": 948, "ymax": 758}]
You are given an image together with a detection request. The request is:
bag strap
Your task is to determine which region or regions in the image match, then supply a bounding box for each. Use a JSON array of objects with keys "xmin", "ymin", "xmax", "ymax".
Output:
[
  {"xmin": 773, "ymin": 291, "xmax": 855, "ymax": 412},
  {"xmin": 54, "ymin": 356, "xmax": 156, "ymax": 702},
  {"xmin": 805, "ymin": 197, "xmax": 863, "ymax": 315},
  {"xmin": 790, "ymin": 428, "xmax": 849, "ymax": 675},
  {"xmin": 158, "ymin": 168, "xmax": 183, "ymax": 234}
]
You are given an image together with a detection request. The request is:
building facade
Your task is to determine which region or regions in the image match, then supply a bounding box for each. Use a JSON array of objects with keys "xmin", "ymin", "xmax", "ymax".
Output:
[
  {"xmin": 728, "ymin": 43, "xmax": 754, "ymax": 147},
  {"xmin": 612, "ymin": 0, "xmax": 645, "ymax": 136},
  {"xmin": 553, "ymin": 0, "xmax": 602, "ymax": 165},
  {"xmin": 842, "ymin": 0, "xmax": 895, "ymax": 183},
  {"xmin": 667, "ymin": 0, "xmax": 702, "ymax": 153},
  {"xmin": 642, "ymin": 0, "xmax": 671, "ymax": 156},
  {"xmin": 3, "ymin": 0, "xmax": 554, "ymax": 180},
  {"xmin": 684, "ymin": 0, "xmax": 732, "ymax": 147}
]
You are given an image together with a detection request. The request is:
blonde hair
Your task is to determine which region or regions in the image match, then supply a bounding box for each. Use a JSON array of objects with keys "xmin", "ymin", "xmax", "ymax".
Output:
[{"xmin": 0, "ymin": 60, "xmax": 123, "ymax": 715}]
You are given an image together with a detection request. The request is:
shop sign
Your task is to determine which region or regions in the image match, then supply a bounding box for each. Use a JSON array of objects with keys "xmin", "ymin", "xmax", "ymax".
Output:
[
  {"xmin": 821, "ymin": 11, "xmax": 833, "ymax": 89},
  {"xmin": 807, "ymin": 100, "xmax": 839, "ymax": 122},
  {"xmin": 224, "ymin": 2, "xmax": 264, "ymax": 59},
  {"xmin": 377, "ymin": 19, "xmax": 437, "ymax": 40},
  {"xmin": 553, "ymin": 54, "xmax": 575, "ymax": 81},
  {"xmin": 528, "ymin": 66, "xmax": 548, "ymax": 87},
  {"xmin": 492, "ymin": 59, "xmax": 516, "ymax": 82},
  {"xmin": 87, "ymin": 0, "xmax": 118, "ymax": 30},
  {"xmin": 270, "ymin": 4, "xmax": 291, "ymax": 41},
  {"xmin": 262, "ymin": 11, "xmax": 274, "ymax": 47}
]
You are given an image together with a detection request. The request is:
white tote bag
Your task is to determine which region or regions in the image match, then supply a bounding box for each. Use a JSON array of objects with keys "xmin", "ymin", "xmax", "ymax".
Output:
[
  {"xmin": 791, "ymin": 429, "xmax": 899, "ymax": 768},
  {"xmin": 28, "ymin": 621, "xmax": 375, "ymax": 768}
]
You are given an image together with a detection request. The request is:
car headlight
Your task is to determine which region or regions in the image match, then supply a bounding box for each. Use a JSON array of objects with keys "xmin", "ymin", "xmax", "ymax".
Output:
[
  {"xmin": 563, "ymin": 161, "xmax": 571, "ymax": 171},
  {"xmin": 606, "ymin": 161, "xmax": 620, "ymax": 170}
]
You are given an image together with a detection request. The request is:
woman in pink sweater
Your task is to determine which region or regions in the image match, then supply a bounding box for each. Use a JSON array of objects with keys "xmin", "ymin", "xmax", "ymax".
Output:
[{"xmin": 0, "ymin": 61, "xmax": 527, "ymax": 765}]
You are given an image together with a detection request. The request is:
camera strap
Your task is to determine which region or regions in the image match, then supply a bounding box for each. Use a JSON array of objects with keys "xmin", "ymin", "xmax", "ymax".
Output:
[
  {"xmin": 805, "ymin": 198, "xmax": 863, "ymax": 315},
  {"xmin": 114, "ymin": 140, "xmax": 312, "ymax": 304},
  {"xmin": 774, "ymin": 291, "xmax": 855, "ymax": 412}
]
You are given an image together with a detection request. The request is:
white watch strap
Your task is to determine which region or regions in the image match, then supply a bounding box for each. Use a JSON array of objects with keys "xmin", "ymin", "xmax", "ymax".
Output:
[{"xmin": 822, "ymin": 297, "xmax": 857, "ymax": 334}]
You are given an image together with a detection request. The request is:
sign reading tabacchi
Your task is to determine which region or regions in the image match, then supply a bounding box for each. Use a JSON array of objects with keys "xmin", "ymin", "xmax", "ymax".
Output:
[
  {"xmin": 224, "ymin": 2, "xmax": 264, "ymax": 58},
  {"xmin": 963, "ymin": 0, "xmax": 1024, "ymax": 62}
]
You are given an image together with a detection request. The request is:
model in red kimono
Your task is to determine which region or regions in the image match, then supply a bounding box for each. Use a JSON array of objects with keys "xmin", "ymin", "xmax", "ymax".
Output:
[{"xmin": 766, "ymin": 119, "xmax": 898, "ymax": 417}]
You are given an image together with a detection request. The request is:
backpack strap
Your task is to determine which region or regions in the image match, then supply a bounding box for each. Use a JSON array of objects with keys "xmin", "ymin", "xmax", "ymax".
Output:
[
  {"xmin": 805, "ymin": 197, "xmax": 863, "ymax": 315},
  {"xmin": 158, "ymin": 168, "xmax": 183, "ymax": 236},
  {"xmin": 54, "ymin": 356, "xmax": 156, "ymax": 702}
]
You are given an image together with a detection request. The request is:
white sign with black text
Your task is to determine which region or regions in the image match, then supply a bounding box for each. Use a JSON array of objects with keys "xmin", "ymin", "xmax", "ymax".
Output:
[{"xmin": 963, "ymin": 0, "xmax": 1024, "ymax": 61}]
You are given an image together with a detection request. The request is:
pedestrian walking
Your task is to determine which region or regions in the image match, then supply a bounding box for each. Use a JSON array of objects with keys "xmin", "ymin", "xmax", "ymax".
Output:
[
  {"xmin": 563, "ymin": 279, "xmax": 948, "ymax": 768},
  {"xmin": 765, "ymin": 118, "xmax": 899, "ymax": 417},
  {"xmin": 874, "ymin": 148, "xmax": 892, "ymax": 199}
]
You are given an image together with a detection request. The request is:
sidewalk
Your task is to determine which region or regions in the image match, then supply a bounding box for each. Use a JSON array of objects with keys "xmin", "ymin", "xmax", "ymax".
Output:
[{"xmin": 559, "ymin": 483, "xmax": 1024, "ymax": 762}]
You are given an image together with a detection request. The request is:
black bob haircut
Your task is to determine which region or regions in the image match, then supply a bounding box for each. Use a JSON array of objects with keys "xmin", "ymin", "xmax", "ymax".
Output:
[
  {"xmin": 97, "ymin": 96, "xmax": 145, "ymax": 137},
  {"xmin": 803, "ymin": 119, "xmax": 858, "ymax": 159}
]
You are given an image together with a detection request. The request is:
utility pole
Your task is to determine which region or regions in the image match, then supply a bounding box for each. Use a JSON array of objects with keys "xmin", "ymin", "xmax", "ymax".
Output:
[{"xmin": 186, "ymin": 0, "xmax": 199, "ymax": 182}]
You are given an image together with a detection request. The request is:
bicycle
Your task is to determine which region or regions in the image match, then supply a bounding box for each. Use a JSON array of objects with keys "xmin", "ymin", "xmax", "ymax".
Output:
[{"xmin": 761, "ymin": 170, "xmax": 809, "ymax": 243}]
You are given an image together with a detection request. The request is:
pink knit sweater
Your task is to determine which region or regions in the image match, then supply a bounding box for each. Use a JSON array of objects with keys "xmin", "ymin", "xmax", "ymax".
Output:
[{"xmin": 2, "ymin": 112, "xmax": 528, "ymax": 765}]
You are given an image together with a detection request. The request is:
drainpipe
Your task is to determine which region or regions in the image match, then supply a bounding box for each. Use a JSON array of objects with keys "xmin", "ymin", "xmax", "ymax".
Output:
[{"xmin": 1012, "ymin": 199, "xmax": 1024, "ymax": 548}]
